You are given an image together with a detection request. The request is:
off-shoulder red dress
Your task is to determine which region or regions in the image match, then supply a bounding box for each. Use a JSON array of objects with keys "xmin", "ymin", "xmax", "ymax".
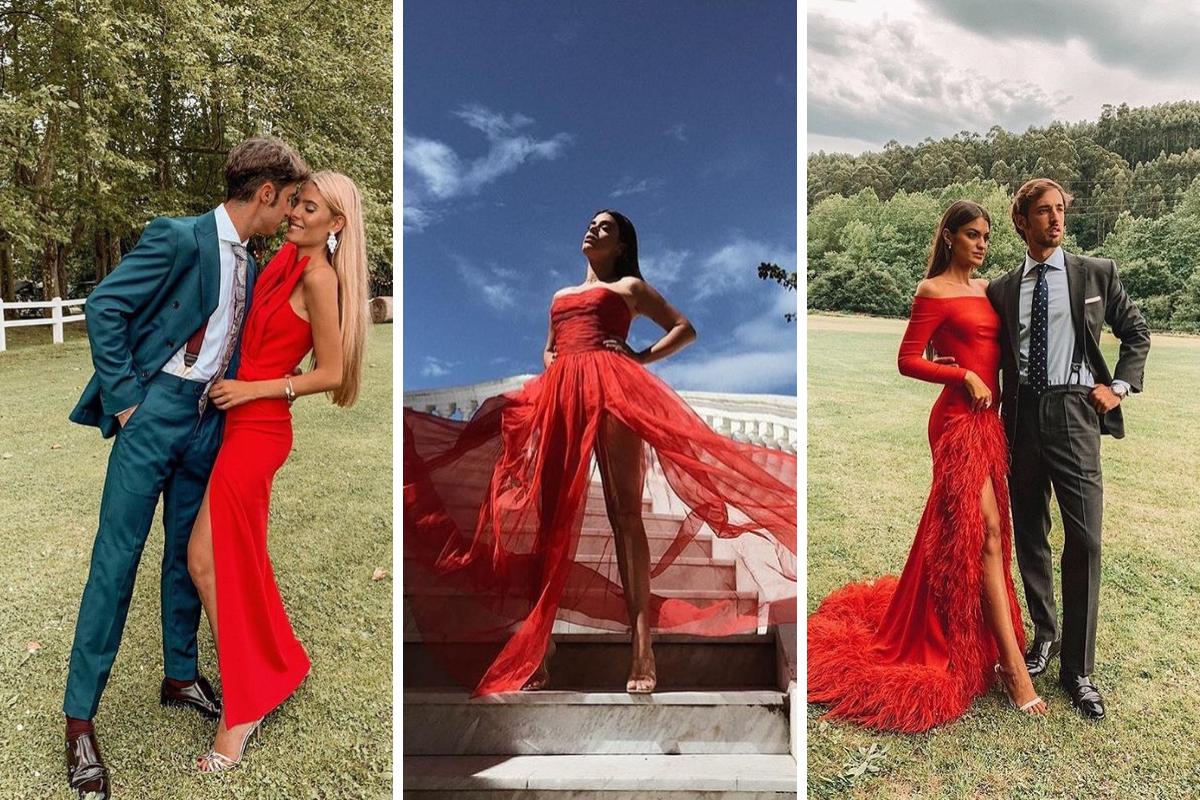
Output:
[
  {"xmin": 208, "ymin": 243, "xmax": 313, "ymax": 725},
  {"xmin": 807, "ymin": 295, "xmax": 1026, "ymax": 731},
  {"xmin": 404, "ymin": 286, "xmax": 797, "ymax": 696}
]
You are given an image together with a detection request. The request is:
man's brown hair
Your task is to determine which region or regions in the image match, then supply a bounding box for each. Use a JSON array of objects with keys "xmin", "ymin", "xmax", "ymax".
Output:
[
  {"xmin": 224, "ymin": 137, "xmax": 310, "ymax": 203},
  {"xmin": 1010, "ymin": 178, "xmax": 1074, "ymax": 242}
]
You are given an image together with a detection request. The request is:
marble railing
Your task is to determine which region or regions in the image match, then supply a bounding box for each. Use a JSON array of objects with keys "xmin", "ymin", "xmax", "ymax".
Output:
[{"xmin": 403, "ymin": 374, "xmax": 798, "ymax": 453}]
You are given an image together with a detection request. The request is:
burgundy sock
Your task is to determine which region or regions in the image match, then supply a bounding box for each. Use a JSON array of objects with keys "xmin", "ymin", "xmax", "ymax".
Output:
[
  {"xmin": 164, "ymin": 676, "xmax": 195, "ymax": 690},
  {"xmin": 66, "ymin": 717, "xmax": 93, "ymax": 739}
]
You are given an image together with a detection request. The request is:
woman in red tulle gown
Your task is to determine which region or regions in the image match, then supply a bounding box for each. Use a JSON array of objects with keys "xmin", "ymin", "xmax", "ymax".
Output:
[
  {"xmin": 807, "ymin": 201, "xmax": 1047, "ymax": 732},
  {"xmin": 185, "ymin": 172, "xmax": 370, "ymax": 769},
  {"xmin": 404, "ymin": 210, "xmax": 796, "ymax": 697}
]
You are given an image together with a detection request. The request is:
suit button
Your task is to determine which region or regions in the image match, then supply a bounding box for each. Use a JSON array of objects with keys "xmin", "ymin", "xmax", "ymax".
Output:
[
  {"xmin": 172, "ymin": 300, "xmax": 180, "ymax": 309},
  {"xmin": 166, "ymin": 339, "xmax": 175, "ymax": 347},
  {"xmin": 140, "ymin": 370, "xmax": 149, "ymax": 378}
]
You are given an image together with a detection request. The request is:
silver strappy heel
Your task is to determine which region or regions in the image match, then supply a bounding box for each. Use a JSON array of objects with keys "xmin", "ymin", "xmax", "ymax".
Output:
[
  {"xmin": 197, "ymin": 718, "xmax": 263, "ymax": 772},
  {"xmin": 995, "ymin": 663, "xmax": 1046, "ymax": 714}
]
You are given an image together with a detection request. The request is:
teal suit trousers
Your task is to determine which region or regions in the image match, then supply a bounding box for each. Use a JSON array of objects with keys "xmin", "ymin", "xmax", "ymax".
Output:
[{"xmin": 64, "ymin": 374, "xmax": 222, "ymax": 719}]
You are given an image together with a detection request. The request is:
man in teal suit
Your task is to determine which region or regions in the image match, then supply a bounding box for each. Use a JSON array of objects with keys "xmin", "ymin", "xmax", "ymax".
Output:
[{"xmin": 63, "ymin": 137, "xmax": 309, "ymax": 800}]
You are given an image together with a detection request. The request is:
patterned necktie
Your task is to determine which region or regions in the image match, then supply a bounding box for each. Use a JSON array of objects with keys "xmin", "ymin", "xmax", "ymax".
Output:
[
  {"xmin": 1029, "ymin": 262, "xmax": 1050, "ymax": 394},
  {"xmin": 199, "ymin": 243, "xmax": 249, "ymax": 415}
]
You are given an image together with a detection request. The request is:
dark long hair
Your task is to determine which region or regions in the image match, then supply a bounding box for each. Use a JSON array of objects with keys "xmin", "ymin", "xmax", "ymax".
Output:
[
  {"xmin": 594, "ymin": 208, "xmax": 642, "ymax": 279},
  {"xmin": 924, "ymin": 201, "xmax": 990, "ymax": 279}
]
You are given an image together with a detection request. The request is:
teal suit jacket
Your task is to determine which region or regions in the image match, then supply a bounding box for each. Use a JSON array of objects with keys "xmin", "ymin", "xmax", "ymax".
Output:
[{"xmin": 70, "ymin": 211, "xmax": 258, "ymax": 438}]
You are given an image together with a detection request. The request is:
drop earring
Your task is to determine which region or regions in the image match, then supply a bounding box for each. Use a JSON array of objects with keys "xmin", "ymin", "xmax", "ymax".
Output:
[{"xmin": 327, "ymin": 231, "xmax": 338, "ymax": 254}]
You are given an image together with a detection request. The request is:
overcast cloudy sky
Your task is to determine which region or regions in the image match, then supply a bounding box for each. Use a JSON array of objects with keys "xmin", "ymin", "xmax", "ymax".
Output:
[{"xmin": 809, "ymin": 0, "xmax": 1200, "ymax": 154}]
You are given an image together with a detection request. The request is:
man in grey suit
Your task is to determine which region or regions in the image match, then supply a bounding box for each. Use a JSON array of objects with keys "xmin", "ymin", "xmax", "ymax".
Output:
[{"xmin": 985, "ymin": 177, "xmax": 1150, "ymax": 721}]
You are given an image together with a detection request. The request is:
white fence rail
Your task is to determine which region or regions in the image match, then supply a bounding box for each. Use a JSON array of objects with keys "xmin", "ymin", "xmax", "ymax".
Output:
[{"xmin": 0, "ymin": 297, "xmax": 88, "ymax": 353}]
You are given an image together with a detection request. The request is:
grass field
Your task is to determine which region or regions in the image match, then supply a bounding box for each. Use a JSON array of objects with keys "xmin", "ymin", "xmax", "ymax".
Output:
[
  {"xmin": 807, "ymin": 313, "xmax": 1200, "ymax": 799},
  {"xmin": 0, "ymin": 323, "xmax": 393, "ymax": 799}
]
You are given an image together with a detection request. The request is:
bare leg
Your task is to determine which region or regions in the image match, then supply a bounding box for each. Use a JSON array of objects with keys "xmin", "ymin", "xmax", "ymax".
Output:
[
  {"xmin": 595, "ymin": 415, "xmax": 655, "ymax": 693},
  {"xmin": 187, "ymin": 487, "xmax": 262, "ymax": 765},
  {"xmin": 187, "ymin": 488, "xmax": 218, "ymax": 648},
  {"xmin": 980, "ymin": 477, "xmax": 1047, "ymax": 715}
]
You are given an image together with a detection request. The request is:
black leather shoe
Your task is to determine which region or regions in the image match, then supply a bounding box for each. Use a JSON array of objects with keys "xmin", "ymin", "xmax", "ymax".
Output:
[
  {"xmin": 66, "ymin": 730, "xmax": 110, "ymax": 800},
  {"xmin": 160, "ymin": 674, "xmax": 222, "ymax": 719},
  {"xmin": 1060, "ymin": 673, "xmax": 1106, "ymax": 721},
  {"xmin": 1024, "ymin": 639, "xmax": 1061, "ymax": 679}
]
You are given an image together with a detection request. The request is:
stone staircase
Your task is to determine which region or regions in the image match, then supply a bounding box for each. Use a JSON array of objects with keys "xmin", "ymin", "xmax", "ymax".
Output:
[{"xmin": 403, "ymin": 478, "xmax": 797, "ymax": 798}]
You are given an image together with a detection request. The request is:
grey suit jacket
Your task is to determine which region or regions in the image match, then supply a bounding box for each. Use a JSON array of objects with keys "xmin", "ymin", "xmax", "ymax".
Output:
[{"xmin": 985, "ymin": 251, "xmax": 1150, "ymax": 441}]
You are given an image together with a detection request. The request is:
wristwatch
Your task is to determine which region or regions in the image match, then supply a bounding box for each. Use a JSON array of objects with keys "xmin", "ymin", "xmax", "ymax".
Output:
[{"xmin": 1110, "ymin": 382, "xmax": 1128, "ymax": 398}]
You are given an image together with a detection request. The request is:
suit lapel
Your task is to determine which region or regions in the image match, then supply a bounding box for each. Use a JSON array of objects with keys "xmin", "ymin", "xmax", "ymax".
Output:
[
  {"xmin": 195, "ymin": 211, "xmax": 221, "ymax": 316},
  {"xmin": 1004, "ymin": 264, "xmax": 1022, "ymax": 366}
]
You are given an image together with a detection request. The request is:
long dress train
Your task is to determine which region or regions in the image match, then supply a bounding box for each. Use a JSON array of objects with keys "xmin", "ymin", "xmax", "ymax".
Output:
[
  {"xmin": 807, "ymin": 295, "xmax": 1026, "ymax": 732},
  {"xmin": 404, "ymin": 286, "xmax": 798, "ymax": 696},
  {"xmin": 208, "ymin": 243, "xmax": 313, "ymax": 725}
]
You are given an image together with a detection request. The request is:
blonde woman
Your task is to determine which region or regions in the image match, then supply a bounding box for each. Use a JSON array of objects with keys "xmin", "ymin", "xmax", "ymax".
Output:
[{"xmin": 185, "ymin": 172, "xmax": 369, "ymax": 770}]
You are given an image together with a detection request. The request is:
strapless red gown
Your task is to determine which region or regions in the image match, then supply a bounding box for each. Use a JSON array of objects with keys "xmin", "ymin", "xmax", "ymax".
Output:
[
  {"xmin": 404, "ymin": 286, "xmax": 797, "ymax": 696},
  {"xmin": 208, "ymin": 242, "xmax": 312, "ymax": 725},
  {"xmin": 807, "ymin": 295, "xmax": 1026, "ymax": 731}
]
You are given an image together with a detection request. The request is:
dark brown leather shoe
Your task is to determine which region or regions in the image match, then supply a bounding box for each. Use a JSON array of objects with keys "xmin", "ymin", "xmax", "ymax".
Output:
[
  {"xmin": 1024, "ymin": 638, "xmax": 1061, "ymax": 679},
  {"xmin": 66, "ymin": 730, "xmax": 110, "ymax": 800},
  {"xmin": 1060, "ymin": 672, "xmax": 1106, "ymax": 721},
  {"xmin": 160, "ymin": 674, "xmax": 221, "ymax": 719}
]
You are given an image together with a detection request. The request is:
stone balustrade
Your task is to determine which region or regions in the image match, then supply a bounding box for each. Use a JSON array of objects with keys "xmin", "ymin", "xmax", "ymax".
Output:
[{"xmin": 403, "ymin": 375, "xmax": 797, "ymax": 453}]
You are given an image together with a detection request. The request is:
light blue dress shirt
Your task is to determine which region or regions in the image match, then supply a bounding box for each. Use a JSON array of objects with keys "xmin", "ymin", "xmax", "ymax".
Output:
[{"xmin": 1017, "ymin": 247, "xmax": 1129, "ymax": 395}]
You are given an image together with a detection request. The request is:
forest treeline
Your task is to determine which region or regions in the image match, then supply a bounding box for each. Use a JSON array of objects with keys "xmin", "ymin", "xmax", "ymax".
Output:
[
  {"xmin": 0, "ymin": 0, "xmax": 392, "ymax": 304},
  {"xmin": 808, "ymin": 102, "xmax": 1200, "ymax": 331}
]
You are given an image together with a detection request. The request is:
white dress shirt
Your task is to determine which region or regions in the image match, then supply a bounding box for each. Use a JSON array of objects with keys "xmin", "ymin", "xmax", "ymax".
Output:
[{"xmin": 161, "ymin": 204, "xmax": 247, "ymax": 382}]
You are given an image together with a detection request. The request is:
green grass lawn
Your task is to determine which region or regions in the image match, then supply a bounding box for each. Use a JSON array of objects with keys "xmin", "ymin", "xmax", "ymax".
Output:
[
  {"xmin": 807, "ymin": 313, "xmax": 1200, "ymax": 800},
  {"xmin": 0, "ymin": 323, "xmax": 393, "ymax": 799}
]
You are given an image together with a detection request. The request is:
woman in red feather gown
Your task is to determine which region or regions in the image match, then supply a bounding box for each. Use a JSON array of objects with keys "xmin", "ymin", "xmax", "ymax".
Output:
[
  {"xmin": 404, "ymin": 210, "xmax": 797, "ymax": 697},
  {"xmin": 807, "ymin": 201, "xmax": 1047, "ymax": 732},
  {"xmin": 185, "ymin": 172, "xmax": 370, "ymax": 769}
]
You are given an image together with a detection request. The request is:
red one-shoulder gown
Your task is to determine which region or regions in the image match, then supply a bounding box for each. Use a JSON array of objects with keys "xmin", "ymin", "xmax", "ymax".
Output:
[
  {"xmin": 208, "ymin": 243, "xmax": 313, "ymax": 725},
  {"xmin": 404, "ymin": 286, "xmax": 798, "ymax": 696},
  {"xmin": 807, "ymin": 295, "xmax": 1026, "ymax": 731}
]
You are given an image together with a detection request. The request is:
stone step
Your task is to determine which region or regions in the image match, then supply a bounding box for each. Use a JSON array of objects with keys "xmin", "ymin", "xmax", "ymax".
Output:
[
  {"xmin": 403, "ymin": 754, "xmax": 797, "ymax": 797},
  {"xmin": 573, "ymin": 556, "xmax": 736, "ymax": 592},
  {"xmin": 578, "ymin": 510, "xmax": 691, "ymax": 537},
  {"xmin": 404, "ymin": 588, "xmax": 760, "ymax": 630},
  {"xmin": 438, "ymin": 478, "xmax": 656, "ymax": 513},
  {"xmin": 403, "ymin": 690, "xmax": 791, "ymax": 756},
  {"xmin": 404, "ymin": 632, "xmax": 778, "ymax": 690},
  {"xmin": 574, "ymin": 526, "xmax": 712, "ymax": 559},
  {"xmin": 586, "ymin": 482, "xmax": 655, "ymax": 512}
]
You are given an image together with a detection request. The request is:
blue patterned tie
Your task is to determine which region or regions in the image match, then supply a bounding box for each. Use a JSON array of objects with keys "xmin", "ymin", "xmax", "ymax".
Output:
[{"xmin": 1029, "ymin": 262, "xmax": 1049, "ymax": 394}]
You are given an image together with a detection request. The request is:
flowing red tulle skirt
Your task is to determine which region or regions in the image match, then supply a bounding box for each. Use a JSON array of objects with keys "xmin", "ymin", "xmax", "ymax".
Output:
[
  {"xmin": 404, "ymin": 349, "xmax": 797, "ymax": 696},
  {"xmin": 807, "ymin": 412, "xmax": 1025, "ymax": 731}
]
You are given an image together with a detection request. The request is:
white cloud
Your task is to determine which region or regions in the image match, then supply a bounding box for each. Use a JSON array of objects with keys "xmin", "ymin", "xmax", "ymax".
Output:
[
  {"xmin": 694, "ymin": 237, "xmax": 796, "ymax": 301},
  {"xmin": 653, "ymin": 282, "xmax": 796, "ymax": 394},
  {"xmin": 421, "ymin": 356, "xmax": 458, "ymax": 378},
  {"xmin": 639, "ymin": 248, "xmax": 690, "ymax": 287},
  {"xmin": 453, "ymin": 255, "xmax": 518, "ymax": 311},
  {"xmin": 610, "ymin": 176, "xmax": 665, "ymax": 198},
  {"xmin": 655, "ymin": 349, "xmax": 796, "ymax": 394},
  {"xmin": 404, "ymin": 105, "xmax": 572, "ymax": 230},
  {"xmin": 665, "ymin": 123, "xmax": 688, "ymax": 143},
  {"xmin": 808, "ymin": 0, "xmax": 1200, "ymax": 153},
  {"xmin": 403, "ymin": 205, "xmax": 438, "ymax": 233}
]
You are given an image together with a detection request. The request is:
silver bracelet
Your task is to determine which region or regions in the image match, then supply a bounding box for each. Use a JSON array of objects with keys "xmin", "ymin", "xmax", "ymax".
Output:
[{"xmin": 284, "ymin": 376, "xmax": 297, "ymax": 405}]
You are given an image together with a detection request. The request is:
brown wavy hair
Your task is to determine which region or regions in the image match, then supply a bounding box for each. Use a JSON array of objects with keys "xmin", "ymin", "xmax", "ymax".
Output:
[
  {"xmin": 1011, "ymin": 178, "xmax": 1073, "ymax": 242},
  {"xmin": 924, "ymin": 200, "xmax": 991, "ymax": 279}
]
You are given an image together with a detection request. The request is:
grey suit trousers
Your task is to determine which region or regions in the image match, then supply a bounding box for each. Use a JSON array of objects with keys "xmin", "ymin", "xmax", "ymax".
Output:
[{"xmin": 1009, "ymin": 384, "xmax": 1103, "ymax": 678}]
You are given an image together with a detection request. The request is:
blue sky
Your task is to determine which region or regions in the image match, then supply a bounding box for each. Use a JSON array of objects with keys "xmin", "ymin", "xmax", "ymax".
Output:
[{"xmin": 403, "ymin": 0, "xmax": 797, "ymax": 395}]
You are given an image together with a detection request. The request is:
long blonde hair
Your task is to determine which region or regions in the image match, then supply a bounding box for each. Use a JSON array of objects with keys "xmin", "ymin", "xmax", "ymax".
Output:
[{"xmin": 310, "ymin": 171, "xmax": 369, "ymax": 407}]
